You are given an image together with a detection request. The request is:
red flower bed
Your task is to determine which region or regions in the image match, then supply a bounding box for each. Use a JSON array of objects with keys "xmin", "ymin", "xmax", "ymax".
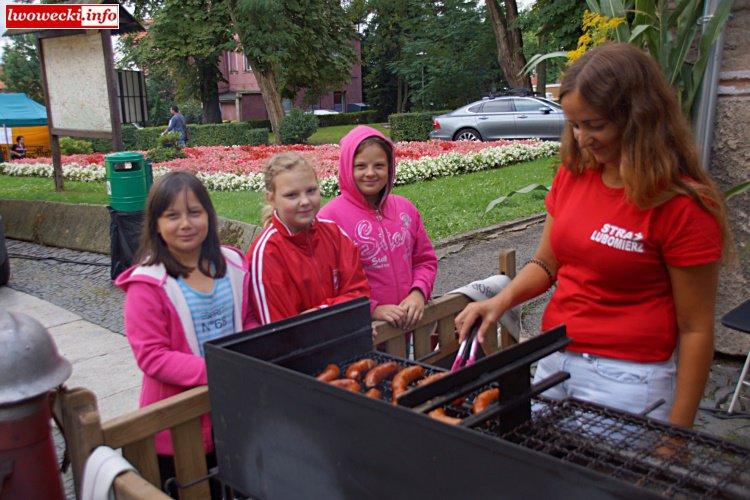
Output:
[{"xmin": 15, "ymin": 139, "xmax": 540, "ymax": 178}]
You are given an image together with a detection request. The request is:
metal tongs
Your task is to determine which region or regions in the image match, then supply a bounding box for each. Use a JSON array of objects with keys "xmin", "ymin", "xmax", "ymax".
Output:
[{"xmin": 451, "ymin": 323, "xmax": 480, "ymax": 372}]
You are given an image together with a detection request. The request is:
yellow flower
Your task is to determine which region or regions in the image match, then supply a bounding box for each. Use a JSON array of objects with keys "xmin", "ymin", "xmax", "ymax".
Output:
[{"xmin": 567, "ymin": 10, "xmax": 626, "ymax": 64}]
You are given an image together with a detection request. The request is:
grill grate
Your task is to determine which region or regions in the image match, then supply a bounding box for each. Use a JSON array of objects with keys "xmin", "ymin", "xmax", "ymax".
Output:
[
  {"xmin": 481, "ymin": 397, "xmax": 750, "ymax": 499},
  {"xmin": 319, "ymin": 355, "xmax": 750, "ymax": 498}
]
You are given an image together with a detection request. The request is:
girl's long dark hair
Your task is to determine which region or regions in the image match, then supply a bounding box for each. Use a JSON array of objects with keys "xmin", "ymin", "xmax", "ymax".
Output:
[{"xmin": 136, "ymin": 171, "xmax": 226, "ymax": 278}]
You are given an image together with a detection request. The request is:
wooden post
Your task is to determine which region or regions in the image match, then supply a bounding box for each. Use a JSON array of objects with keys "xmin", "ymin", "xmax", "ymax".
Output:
[
  {"xmin": 101, "ymin": 30, "xmax": 124, "ymax": 151},
  {"xmin": 59, "ymin": 388, "xmax": 105, "ymax": 498},
  {"xmin": 35, "ymin": 35, "xmax": 63, "ymax": 192},
  {"xmin": 498, "ymin": 249, "xmax": 518, "ymax": 348}
]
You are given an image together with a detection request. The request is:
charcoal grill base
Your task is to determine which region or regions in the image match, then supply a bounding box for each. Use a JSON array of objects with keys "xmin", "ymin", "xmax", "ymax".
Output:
[{"xmin": 206, "ymin": 299, "xmax": 750, "ymax": 499}]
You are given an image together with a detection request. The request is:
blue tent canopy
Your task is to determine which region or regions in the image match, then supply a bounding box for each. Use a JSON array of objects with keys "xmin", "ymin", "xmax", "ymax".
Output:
[{"xmin": 0, "ymin": 93, "xmax": 48, "ymax": 127}]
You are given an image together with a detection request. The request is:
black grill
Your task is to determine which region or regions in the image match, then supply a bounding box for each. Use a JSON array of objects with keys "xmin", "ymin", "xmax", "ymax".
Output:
[{"xmin": 205, "ymin": 298, "xmax": 750, "ymax": 499}]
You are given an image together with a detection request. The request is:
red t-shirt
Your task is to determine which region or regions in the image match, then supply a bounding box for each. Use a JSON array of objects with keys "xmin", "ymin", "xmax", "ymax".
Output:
[{"xmin": 542, "ymin": 166, "xmax": 722, "ymax": 362}]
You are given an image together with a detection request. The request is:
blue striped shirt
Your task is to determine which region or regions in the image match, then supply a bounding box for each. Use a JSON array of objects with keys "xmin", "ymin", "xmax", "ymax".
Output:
[{"xmin": 177, "ymin": 275, "xmax": 235, "ymax": 356}]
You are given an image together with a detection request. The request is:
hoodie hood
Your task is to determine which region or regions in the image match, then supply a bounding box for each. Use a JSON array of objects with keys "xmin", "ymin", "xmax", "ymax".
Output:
[{"xmin": 338, "ymin": 125, "xmax": 396, "ymax": 211}]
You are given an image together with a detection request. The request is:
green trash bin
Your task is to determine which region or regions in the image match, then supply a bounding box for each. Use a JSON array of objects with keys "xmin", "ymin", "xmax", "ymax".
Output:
[{"xmin": 105, "ymin": 152, "xmax": 153, "ymax": 212}]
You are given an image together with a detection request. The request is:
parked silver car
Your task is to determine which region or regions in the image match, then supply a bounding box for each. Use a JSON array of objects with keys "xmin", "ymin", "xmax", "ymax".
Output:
[{"xmin": 429, "ymin": 96, "xmax": 565, "ymax": 141}]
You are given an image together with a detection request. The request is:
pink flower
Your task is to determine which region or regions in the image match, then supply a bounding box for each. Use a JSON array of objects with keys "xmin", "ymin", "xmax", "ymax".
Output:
[{"xmin": 22, "ymin": 140, "xmax": 542, "ymax": 178}]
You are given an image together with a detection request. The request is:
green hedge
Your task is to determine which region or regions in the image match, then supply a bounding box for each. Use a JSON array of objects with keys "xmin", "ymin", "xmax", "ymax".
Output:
[
  {"xmin": 122, "ymin": 122, "xmax": 269, "ymax": 150},
  {"xmin": 388, "ymin": 110, "xmax": 451, "ymax": 142},
  {"xmin": 317, "ymin": 110, "xmax": 378, "ymax": 127}
]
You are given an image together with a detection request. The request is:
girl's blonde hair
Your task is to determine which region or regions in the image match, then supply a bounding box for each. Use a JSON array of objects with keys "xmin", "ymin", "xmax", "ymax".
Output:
[
  {"xmin": 559, "ymin": 43, "xmax": 731, "ymax": 256},
  {"xmin": 260, "ymin": 152, "xmax": 317, "ymax": 226}
]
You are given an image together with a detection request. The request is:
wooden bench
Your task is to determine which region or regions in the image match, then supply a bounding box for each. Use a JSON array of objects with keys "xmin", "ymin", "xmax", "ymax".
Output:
[{"xmin": 59, "ymin": 249, "xmax": 518, "ymax": 499}]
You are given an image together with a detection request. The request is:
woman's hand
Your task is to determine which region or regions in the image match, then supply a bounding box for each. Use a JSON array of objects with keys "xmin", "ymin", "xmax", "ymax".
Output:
[
  {"xmin": 373, "ymin": 304, "xmax": 406, "ymax": 328},
  {"xmin": 454, "ymin": 297, "xmax": 505, "ymax": 344},
  {"xmin": 399, "ymin": 290, "xmax": 426, "ymax": 330}
]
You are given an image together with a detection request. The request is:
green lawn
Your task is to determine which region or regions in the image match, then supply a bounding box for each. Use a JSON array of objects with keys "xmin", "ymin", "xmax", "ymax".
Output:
[
  {"xmin": 0, "ymin": 156, "xmax": 556, "ymax": 240},
  {"xmin": 269, "ymin": 123, "xmax": 390, "ymax": 145}
]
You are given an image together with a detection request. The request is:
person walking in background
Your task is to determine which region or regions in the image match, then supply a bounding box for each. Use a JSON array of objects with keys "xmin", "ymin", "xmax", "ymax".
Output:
[
  {"xmin": 10, "ymin": 135, "xmax": 26, "ymax": 160},
  {"xmin": 455, "ymin": 43, "xmax": 729, "ymax": 428},
  {"xmin": 162, "ymin": 105, "xmax": 188, "ymax": 147}
]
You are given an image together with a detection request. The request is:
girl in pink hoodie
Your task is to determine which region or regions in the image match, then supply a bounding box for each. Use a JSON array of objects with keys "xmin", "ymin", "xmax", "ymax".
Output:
[
  {"xmin": 319, "ymin": 126, "xmax": 437, "ymax": 330},
  {"xmin": 116, "ymin": 171, "xmax": 257, "ymax": 496}
]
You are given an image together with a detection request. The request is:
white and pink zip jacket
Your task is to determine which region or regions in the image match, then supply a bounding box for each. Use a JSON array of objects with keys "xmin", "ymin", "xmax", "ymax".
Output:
[
  {"xmin": 319, "ymin": 125, "xmax": 437, "ymax": 311},
  {"xmin": 115, "ymin": 246, "xmax": 258, "ymax": 455}
]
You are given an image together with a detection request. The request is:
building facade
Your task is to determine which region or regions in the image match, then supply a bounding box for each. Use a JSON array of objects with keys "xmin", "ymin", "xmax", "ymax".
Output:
[{"xmin": 217, "ymin": 39, "xmax": 363, "ymax": 121}]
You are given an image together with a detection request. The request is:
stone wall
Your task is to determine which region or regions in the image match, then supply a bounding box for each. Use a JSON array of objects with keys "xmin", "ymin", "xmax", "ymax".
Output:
[
  {"xmin": 0, "ymin": 199, "xmax": 262, "ymax": 255},
  {"xmin": 713, "ymin": 0, "xmax": 750, "ymax": 355}
]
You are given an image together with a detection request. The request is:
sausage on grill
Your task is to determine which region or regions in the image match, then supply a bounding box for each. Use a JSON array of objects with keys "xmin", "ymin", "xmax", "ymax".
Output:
[
  {"xmin": 316, "ymin": 363, "xmax": 340, "ymax": 382},
  {"xmin": 472, "ymin": 388, "xmax": 500, "ymax": 414},
  {"xmin": 329, "ymin": 379, "xmax": 361, "ymax": 393},
  {"xmin": 392, "ymin": 366, "xmax": 425, "ymax": 402},
  {"xmin": 417, "ymin": 371, "xmax": 449, "ymax": 387},
  {"xmin": 345, "ymin": 359, "xmax": 377, "ymax": 380},
  {"xmin": 428, "ymin": 407, "xmax": 462, "ymax": 425},
  {"xmin": 365, "ymin": 388, "xmax": 382, "ymax": 400},
  {"xmin": 364, "ymin": 362, "xmax": 399, "ymax": 388}
]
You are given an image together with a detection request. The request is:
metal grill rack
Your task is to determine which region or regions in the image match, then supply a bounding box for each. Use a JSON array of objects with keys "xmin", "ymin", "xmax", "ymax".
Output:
[{"xmin": 493, "ymin": 398, "xmax": 750, "ymax": 499}]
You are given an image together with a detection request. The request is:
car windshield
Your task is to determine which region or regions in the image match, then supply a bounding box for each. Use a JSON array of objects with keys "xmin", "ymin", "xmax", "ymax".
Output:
[{"xmin": 537, "ymin": 97, "xmax": 561, "ymax": 109}]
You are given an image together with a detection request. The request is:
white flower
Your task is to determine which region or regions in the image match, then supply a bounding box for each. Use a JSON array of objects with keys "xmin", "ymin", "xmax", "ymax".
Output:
[{"xmin": 0, "ymin": 142, "xmax": 560, "ymax": 194}]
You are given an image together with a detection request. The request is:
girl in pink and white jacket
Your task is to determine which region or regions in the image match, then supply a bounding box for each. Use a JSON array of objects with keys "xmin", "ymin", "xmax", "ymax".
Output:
[
  {"xmin": 116, "ymin": 172, "xmax": 257, "ymax": 475},
  {"xmin": 319, "ymin": 126, "xmax": 437, "ymax": 330}
]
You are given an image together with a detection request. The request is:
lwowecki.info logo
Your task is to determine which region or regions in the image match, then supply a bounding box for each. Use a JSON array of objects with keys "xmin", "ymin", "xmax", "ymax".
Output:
[{"xmin": 5, "ymin": 4, "xmax": 119, "ymax": 30}]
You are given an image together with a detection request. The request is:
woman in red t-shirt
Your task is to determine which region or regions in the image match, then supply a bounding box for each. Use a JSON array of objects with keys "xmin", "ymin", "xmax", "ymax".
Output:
[{"xmin": 456, "ymin": 43, "xmax": 729, "ymax": 428}]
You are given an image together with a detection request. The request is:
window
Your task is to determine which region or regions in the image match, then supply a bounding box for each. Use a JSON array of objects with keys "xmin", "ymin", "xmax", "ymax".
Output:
[
  {"xmin": 468, "ymin": 104, "xmax": 483, "ymax": 113},
  {"xmin": 333, "ymin": 92, "xmax": 344, "ymax": 112},
  {"xmin": 282, "ymin": 98, "xmax": 293, "ymax": 114},
  {"xmin": 514, "ymin": 98, "xmax": 547, "ymax": 112},
  {"xmin": 244, "ymin": 55, "xmax": 253, "ymax": 72},
  {"xmin": 483, "ymin": 99, "xmax": 512, "ymax": 113}
]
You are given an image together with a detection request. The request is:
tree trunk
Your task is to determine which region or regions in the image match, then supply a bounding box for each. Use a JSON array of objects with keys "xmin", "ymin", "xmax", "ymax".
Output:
[
  {"xmin": 255, "ymin": 69, "xmax": 285, "ymax": 144},
  {"xmin": 486, "ymin": 0, "xmax": 531, "ymax": 89},
  {"xmin": 396, "ymin": 76, "xmax": 409, "ymax": 113},
  {"xmin": 537, "ymin": 32, "xmax": 547, "ymax": 96},
  {"xmin": 226, "ymin": 0, "xmax": 284, "ymax": 143},
  {"xmin": 198, "ymin": 59, "xmax": 223, "ymax": 124}
]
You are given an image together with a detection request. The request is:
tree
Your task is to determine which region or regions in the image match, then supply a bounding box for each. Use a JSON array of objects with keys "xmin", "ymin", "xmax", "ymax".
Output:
[
  {"xmin": 392, "ymin": 0, "xmax": 502, "ymax": 111},
  {"xmin": 486, "ymin": 0, "xmax": 531, "ymax": 89},
  {"xmin": 361, "ymin": 0, "xmax": 422, "ymax": 115},
  {"xmin": 120, "ymin": 0, "xmax": 233, "ymax": 123},
  {"xmin": 228, "ymin": 0, "xmax": 356, "ymax": 142},
  {"xmin": 0, "ymin": 35, "xmax": 43, "ymax": 102},
  {"xmin": 517, "ymin": 0, "xmax": 586, "ymax": 93}
]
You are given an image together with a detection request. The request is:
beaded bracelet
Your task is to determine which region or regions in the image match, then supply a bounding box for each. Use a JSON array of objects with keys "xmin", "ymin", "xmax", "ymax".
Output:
[{"xmin": 526, "ymin": 258, "xmax": 556, "ymax": 284}]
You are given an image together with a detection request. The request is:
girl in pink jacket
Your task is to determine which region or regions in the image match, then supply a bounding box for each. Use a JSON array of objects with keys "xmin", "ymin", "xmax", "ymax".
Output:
[
  {"xmin": 319, "ymin": 126, "xmax": 437, "ymax": 330},
  {"xmin": 116, "ymin": 171, "xmax": 257, "ymax": 495}
]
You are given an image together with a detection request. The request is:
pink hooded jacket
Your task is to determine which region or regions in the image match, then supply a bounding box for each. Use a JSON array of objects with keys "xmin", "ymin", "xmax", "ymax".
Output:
[
  {"xmin": 115, "ymin": 246, "xmax": 258, "ymax": 455},
  {"xmin": 319, "ymin": 126, "xmax": 437, "ymax": 311}
]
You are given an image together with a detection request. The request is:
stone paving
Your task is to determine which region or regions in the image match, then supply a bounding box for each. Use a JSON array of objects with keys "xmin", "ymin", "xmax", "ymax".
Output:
[
  {"xmin": 5, "ymin": 239, "xmax": 124, "ymax": 334},
  {"xmin": 3, "ymin": 230, "xmax": 750, "ymax": 498}
]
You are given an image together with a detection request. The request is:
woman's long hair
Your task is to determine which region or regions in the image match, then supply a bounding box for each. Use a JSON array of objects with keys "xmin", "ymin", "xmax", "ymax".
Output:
[
  {"xmin": 136, "ymin": 171, "xmax": 226, "ymax": 278},
  {"xmin": 559, "ymin": 43, "xmax": 730, "ymax": 254}
]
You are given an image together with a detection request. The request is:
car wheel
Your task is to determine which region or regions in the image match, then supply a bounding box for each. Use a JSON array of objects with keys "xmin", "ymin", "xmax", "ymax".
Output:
[
  {"xmin": 453, "ymin": 128, "xmax": 482, "ymax": 141},
  {"xmin": 0, "ymin": 258, "xmax": 9, "ymax": 286}
]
